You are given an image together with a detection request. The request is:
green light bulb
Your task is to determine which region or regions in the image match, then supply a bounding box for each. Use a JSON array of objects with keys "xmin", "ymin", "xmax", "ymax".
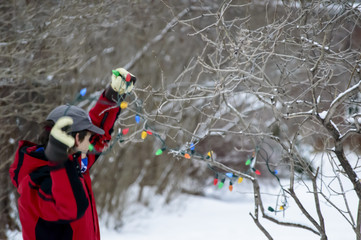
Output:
[
  {"xmin": 268, "ymin": 206, "xmax": 275, "ymax": 212},
  {"xmin": 88, "ymin": 144, "xmax": 94, "ymax": 152},
  {"xmin": 155, "ymin": 149, "xmax": 163, "ymax": 155},
  {"xmin": 112, "ymin": 70, "xmax": 120, "ymax": 76}
]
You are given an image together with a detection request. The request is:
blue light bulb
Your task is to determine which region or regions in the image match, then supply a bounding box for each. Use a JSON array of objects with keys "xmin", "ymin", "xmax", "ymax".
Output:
[
  {"xmin": 80, "ymin": 88, "xmax": 87, "ymax": 97},
  {"xmin": 135, "ymin": 115, "xmax": 140, "ymax": 123},
  {"xmin": 190, "ymin": 143, "xmax": 195, "ymax": 151},
  {"xmin": 226, "ymin": 172, "xmax": 233, "ymax": 178}
]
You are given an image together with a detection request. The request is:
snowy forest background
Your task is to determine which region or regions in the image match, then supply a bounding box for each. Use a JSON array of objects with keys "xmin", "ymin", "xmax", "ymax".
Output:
[{"xmin": 1, "ymin": 0, "xmax": 361, "ymax": 239}]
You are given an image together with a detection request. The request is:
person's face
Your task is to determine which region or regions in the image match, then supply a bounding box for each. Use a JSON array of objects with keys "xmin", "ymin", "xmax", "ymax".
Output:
[{"xmin": 75, "ymin": 131, "xmax": 92, "ymax": 153}]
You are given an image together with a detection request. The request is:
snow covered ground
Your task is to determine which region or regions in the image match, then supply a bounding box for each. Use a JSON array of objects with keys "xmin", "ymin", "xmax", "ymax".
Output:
[
  {"xmin": 100, "ymin": 180, "xmax": 357, "ymax": 240},
  {"xmin": 98, "ymin": 152, "xmax": 358, "ymax": 240}
]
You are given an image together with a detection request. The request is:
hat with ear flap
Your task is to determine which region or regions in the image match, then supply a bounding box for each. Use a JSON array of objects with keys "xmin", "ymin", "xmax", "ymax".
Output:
[{"xmin": 46, "ymin": 104, "xmax": 105, "ymax": 135}]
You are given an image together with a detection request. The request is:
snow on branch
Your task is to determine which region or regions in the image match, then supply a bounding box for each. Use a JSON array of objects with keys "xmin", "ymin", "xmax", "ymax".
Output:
[
  {"xmin": 301, "ymin": 36, "xmax": 332, "ymax": 54},
  {"xmin": 284, "ymin": 110, "xmax": 313, "ymax": 119},
  {"xmin": 324, "ymin": 80, "xmax": 361, "ymax": 125}
]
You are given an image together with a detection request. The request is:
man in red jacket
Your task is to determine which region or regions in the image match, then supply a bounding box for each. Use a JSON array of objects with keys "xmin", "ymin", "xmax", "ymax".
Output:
[{"xmin": 9, "ymin": 68, "xmax": 136, "ymax": 240}]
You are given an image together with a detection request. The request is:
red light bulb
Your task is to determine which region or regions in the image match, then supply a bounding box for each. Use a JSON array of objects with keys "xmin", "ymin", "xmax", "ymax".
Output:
[{"xmin": 213, "ymin": 178, "xmax": 218, "ymax": 185}]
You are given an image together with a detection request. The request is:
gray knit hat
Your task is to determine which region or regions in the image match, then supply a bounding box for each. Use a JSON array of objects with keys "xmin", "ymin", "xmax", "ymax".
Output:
[{"xmin": 46, "ymin": 105, "xmax": 105, "ymax": 135}]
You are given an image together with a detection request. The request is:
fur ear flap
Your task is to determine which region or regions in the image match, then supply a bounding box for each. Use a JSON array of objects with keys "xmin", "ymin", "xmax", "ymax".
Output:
[{"xmin": 50, "ymin": 117, "xmax": 75, "ymax": 148}]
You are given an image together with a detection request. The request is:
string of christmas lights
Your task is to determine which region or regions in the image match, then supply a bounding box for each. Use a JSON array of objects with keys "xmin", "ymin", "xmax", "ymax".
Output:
[
  {"xmin": 69, "ymin": 76, "xmax": 289, "ymax": 214},
  {"xmin": 257, "ymin": 144, "xmax": 289, "ymax": 214}
]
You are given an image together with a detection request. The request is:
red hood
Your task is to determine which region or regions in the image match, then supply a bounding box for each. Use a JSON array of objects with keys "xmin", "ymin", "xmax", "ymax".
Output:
[{"xmin": 9, "ymin": 140, "xmax": 49, "ymax": 189}]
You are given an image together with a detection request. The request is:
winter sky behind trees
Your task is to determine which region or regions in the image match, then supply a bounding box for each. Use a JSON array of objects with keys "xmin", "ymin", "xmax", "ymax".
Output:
[{"xmin": 1, "ymin": 0, "xmax": 361, "ymax": 239}]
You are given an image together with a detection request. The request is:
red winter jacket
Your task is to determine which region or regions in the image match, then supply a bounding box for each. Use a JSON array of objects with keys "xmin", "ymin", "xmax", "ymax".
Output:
[{"xmin": 9, "ymin": 91, "xmax": 121, "ymax": 240}]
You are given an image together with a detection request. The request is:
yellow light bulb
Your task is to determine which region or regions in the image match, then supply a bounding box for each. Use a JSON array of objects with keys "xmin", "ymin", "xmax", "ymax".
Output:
[
  {"xmin": 237, "ymin": 177, "xmax": 243, "ymax": 183},
  {"xmin": 120, "ymin": 101, "xmax": 128, "ymax": 109},
  {"xmin": 141, "ymin": 131, "xmax": 147, "ymax": 139}
]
